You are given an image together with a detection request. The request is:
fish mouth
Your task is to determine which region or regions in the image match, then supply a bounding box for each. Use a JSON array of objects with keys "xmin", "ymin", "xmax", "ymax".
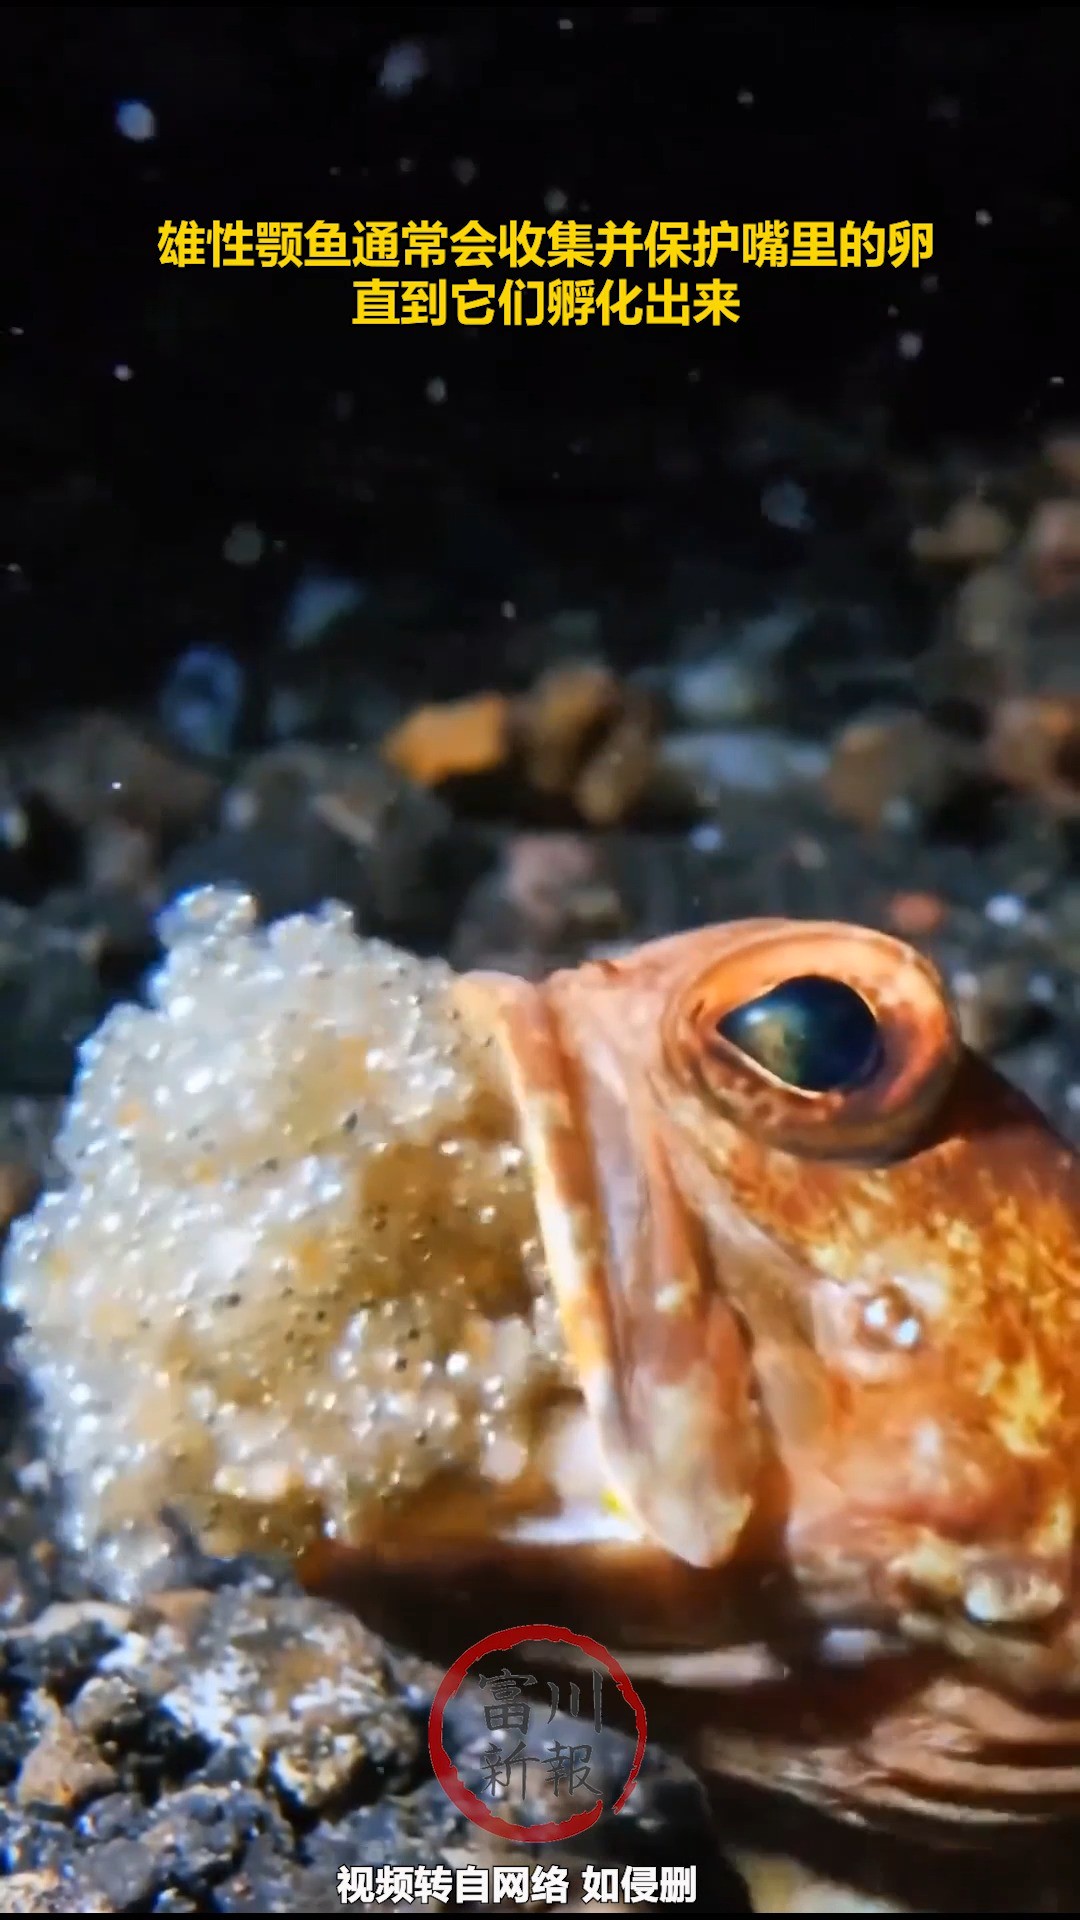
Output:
[
  {"xmin": 447, "ymin": 963, "xmax": 772, "ymax": 1572},
  {"xmin": 294, "ymin": 956, "xmax": 791, "ymax": 1657}
]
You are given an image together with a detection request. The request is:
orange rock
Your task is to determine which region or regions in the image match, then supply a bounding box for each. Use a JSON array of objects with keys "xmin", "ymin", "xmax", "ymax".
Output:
[
  {"xmin": 516, "ymin": 663, "xmax": 623, "ymax": 797},
  {"xmin": 381, "ymin": 664, "xmax": 658, "ymax": 825},
  {"xmin": 573, "ymin": 699, "xmax": 657, "ymax": 826},
  {"xmin": 381, "ymin": 693, "xmax": 511, "ymax": 787},
  {"xmin": 987, "ymin": 694, "xmax": 1080, "ymax": 817}
]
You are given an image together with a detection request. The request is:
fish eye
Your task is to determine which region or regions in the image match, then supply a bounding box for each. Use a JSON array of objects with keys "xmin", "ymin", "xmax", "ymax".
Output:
[{"xmin": 715, "ymin": 974, "xmax": 883, "ymax": 1093}]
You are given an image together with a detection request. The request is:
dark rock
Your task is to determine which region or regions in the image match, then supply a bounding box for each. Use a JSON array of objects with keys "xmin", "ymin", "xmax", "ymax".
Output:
[
  {"xmin": 0, "ymin": 912, "xmax": 109, "ymax": 1094},
  {"xmin": 164, "ymin": 747, "xmax": 490, "ymax": 949},
  {"xmin": 160, "ymin": 816, "xmax": 376, "ymax": 929},
  {"xmin": 19, "ymin": 713, "xmax": 220, "ymax": 850},
  {"xmin": 0, "ymin": 1605, "xmax": 132, "ymax": 1706},
  {"xmin": 138, "ymin": 1589, "xmax": 422, "ymax": 1812},
  {"xmin": 451, "ymin": 832, "xmax": 627, "ymax": 975}
]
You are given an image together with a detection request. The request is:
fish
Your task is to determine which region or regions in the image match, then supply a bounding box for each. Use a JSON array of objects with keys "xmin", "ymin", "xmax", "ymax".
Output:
[{"xmin": 303, "ymin": 917, "xmax": 1080, "ymax": 1867}]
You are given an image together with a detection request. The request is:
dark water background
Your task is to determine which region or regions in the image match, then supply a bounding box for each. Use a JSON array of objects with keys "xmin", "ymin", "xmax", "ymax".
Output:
[{"xmin": 6, "ymin": 5, "xmax": 1079, "ymax": 712}]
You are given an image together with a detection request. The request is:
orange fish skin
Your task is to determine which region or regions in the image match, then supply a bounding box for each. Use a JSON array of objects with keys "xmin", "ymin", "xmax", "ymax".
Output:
[{"xmin": 310, "ymin": 919, "xmax": 1080, "ymax": 1837}]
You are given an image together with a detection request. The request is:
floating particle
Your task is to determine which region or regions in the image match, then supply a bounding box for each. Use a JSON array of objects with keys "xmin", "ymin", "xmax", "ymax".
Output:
[
  {"xmin": 425, "ymin": 376, "xmax": 447, "ymax": 404},
  {"xmin": 115, "ymin": 100, "xmax": 156, "ymax": 142},
  {"xmin": 898, "ymin": 331, "xmax": 923, "ymax": 360},
  {"xmin": 688, "ymin": 821, "xmax": 726, "ymax": 854},
  {"xmin": 452, "ymin": 157, "xmax": 477, "ymax": 186},
  {"xmin": 1, "ymin": 805, "xmax": 27, "ymax": 851},
  {"xmin": 282, "ymin": 571, "xmax": 366, "ymax": 650},
  {"xmin": 160, "ymin": 646, "xmax": 244, "ymax": 760},
  {"xmin": 737, "ymin": 88, "xmax": 755, "ymax": 106},
  {"xmin": 222, "ymin": 522, "xmax": 265, "ymax": 567},
  {"xmin": 761, "ymin": 479, "xmax": 812, "ymax": 532},
  {"xmin": 975, "ymin": 209, "xmax": 992, "ymax": 226},
  {"xmin": 378, "ymin": 40, "xmax": 428, "ymax": 98},
  {"xmin": 544, "ymin": 187, "xmax": 568, "ymax": 213},
  {"xmin": 113, "ymin": 364, "xmax": 134, "ymax": 381},
  {"xmin": 985, "ymin": 892, "xmax": 1025, "ymax": 928}
]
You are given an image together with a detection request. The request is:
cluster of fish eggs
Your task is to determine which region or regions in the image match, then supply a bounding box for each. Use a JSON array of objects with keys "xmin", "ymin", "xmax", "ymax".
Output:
[{"xmin": 2, "ymin": 887, "xmax": 568, "ymax": 1595}]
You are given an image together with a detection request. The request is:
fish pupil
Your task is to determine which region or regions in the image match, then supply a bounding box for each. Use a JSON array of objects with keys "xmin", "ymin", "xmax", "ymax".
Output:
[{"xmin": 716, "ymin": 975, "xmax": 882, "ymax": 1093}]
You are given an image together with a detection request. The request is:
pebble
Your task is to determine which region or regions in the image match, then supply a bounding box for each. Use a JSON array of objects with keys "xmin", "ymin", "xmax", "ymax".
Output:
[
  {"xmin": 1026, "ymin": 498, "xmax": 1080, "ymax": 597},
  {"xmin": 152, "ymin": 1589, "xmax": 420, "ymax": 1812},
  {"xmin": 824, "ymin": 710, "xmax": 964, "ymax": 831},
  {"xmin": 18, "ymin": 714, "xmax": 219, "ymax": 845},
  {"xmin": 15, "ymin": 1698, "xmax": 118, "ymax": 1814},
  {"xmin": 670, "ymin": 652, "xmax": 770, "ymax": 726},
  {"xmin": 885, "ymin": 891, "xmax": 947, "ymax": 938},
  {"xmin": 987, "ymin": 695, "xmax": 1080, "ymax": 818},
  {"xmin": 658, "ymin": 728, "xmax": 827, "ymax": 805},
  {"xmin": 949, "ymin": 957, "xmax": 1040, "ymax": 1054},
  {"xmin": 451, "ymin": 833, "xmax": 626, "ymax": 974},
  {"xmin": 911, "ymin": 497, "xmax": 1014, "ymax": 565},
  {"xmin": 931, "ymin": 562, "xmax": 1031, "ymax": 707}
]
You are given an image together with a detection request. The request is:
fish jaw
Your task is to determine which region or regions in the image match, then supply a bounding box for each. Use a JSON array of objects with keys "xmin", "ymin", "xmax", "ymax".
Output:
[{"xmin": 451, "ymin": 964, "xmax": 764, "ymax": 1571}]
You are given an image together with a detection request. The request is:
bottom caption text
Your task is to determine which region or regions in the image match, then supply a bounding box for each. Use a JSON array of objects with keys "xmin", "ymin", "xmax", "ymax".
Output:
[{"xmin": 337, "ymin": 1864, "xmax": 697, "ymax": 1904}]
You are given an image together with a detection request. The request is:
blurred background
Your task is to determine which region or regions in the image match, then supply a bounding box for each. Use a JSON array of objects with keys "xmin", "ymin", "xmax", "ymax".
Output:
[{"xmin": 5, "ymin": 7, "xmax": 1080, "ymax": 1132}]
